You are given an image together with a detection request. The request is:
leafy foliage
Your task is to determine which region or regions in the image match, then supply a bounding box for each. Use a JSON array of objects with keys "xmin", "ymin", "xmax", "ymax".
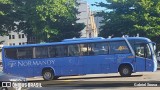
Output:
[
  {"xmin": 0, "ymin": 0, "xmax": 15, "ymax": 36},
  {"xmin": 0, "ymin": 0, "xmax": 85, "ymax": 43},
  {"xmin": 96, "ymin": 0, "xmax": 160, "ymax": 50}
]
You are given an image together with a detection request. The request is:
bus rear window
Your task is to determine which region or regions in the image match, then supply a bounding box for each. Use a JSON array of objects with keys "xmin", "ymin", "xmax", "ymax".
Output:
[
  {"xmin": 5, "ymin": 48, "xmax": 17, "ymax": 59},
  {"xmin": 5, "ymin": 47, "xmax": 33, "ymax": 60}
]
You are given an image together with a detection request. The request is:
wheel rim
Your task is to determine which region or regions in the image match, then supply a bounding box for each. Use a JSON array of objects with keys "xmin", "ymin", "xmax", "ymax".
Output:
[
  {"xmin": 123, "ymin": 68, "xmax": 129, "ymax": 75},
  {"xmin": 44, "ymin": 72, "xmax": 52, "ymax": 80}
]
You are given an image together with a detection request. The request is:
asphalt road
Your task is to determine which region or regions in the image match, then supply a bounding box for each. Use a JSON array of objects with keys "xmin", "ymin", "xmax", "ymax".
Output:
[
  {"xmin": 26, "ymin": 70, "xmax": 160, "ymax": 90},
  {"xmin": 1, "ymin": 66, "xmax": 160, "ymax": 90}
]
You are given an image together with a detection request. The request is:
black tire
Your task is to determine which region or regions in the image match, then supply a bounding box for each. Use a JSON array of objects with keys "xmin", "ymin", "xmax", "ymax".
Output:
[
  {"xmin": 119, "ymin": 65, "xmax": 132, "ymax": 77},
  {"xmin": 42, "ymin": 69, "xmax": 54, "ymax": 81}
]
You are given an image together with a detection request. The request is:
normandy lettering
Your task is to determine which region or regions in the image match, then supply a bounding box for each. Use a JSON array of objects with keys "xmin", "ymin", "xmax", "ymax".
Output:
[
  {"xmin": 8, "ymin": 61, "xmax": 16, "ymax": 67},
  {"xmin": 9, "ymin": 60, "xmax": 55, "ymax": 67}
]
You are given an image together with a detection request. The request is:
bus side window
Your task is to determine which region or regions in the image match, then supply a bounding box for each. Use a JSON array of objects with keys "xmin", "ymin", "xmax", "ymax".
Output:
[
  {"xmin": 56, "ymin": 45, "xmax": 67, "ymax": 57},
  {"xmin": 109, "ymin": 41, "xmax": 130, "ymax": 54},
  {"xmin": 68, "ymin": 44, "xmax": 80, "ymax": 56},
  {"xmin": 35, "ymin": 47, "xmax": 48, "ymax": 58},
  {"xmin": 48, "ymin": 46, "xmax": 57, "ymax": 57},
  {"xmin": 80, "ymin": 44, "xmax": 88, "ymax": 56},
  {"xmin": 49, "ymin": 45, "xmax": 67, "ymax": 58},
  {"xmin": 17, "ymin": 47, "xmax": 33, "ymax": 59},
  {"xmin": 88, "ymin": 44, "xmax": 95, "ymax": 55},
  {"xmin": 91, "ymin": 42, "xmax": 109, "ymax": 55}
]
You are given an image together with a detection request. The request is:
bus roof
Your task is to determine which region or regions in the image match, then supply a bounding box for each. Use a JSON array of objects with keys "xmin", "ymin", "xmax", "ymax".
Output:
[
  {"xmin": 62, "ymin": 37, "xmax": 105, "ymax": 42},
  {"xmin": 2, "ymin": 37, "xmax": 151, "ymax": 48},
  {"xmin": 126, "ymin": 37, "xmax": 151, "ymax": 42}
]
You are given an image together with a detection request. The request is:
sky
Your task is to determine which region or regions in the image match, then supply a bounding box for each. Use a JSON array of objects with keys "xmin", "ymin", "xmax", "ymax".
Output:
[{"xmin": 85, "ymin": 0, "xmax": 106, "ymax": 11}]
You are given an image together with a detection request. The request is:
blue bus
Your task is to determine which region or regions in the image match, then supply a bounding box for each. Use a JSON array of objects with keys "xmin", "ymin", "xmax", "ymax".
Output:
[{"xmin": 2, "ymin": 37, "xmax": 157, "ymax": 80}]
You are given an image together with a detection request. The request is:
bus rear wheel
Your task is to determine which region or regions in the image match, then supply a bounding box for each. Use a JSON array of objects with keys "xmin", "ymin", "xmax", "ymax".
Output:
[
  {"xmin": 119, "ymin": 65, "xmax": 132, "ymax": 77},
  {"xmin": 42, "ymin": 69, "xmax": 54, "ymax": 81}
]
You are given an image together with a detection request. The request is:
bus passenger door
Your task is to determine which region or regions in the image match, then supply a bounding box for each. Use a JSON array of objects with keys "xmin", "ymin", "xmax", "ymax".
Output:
[
  {"xmin": 135, "ymin": 44, "xmax": 153, "ymax": 71},
  {"xmin": 144, "ymin": 44, "xmax": 154, "ymax": 71},
  {"xmin": 135, "ymin": 44, "xmax": 146, "ymax": 71}
]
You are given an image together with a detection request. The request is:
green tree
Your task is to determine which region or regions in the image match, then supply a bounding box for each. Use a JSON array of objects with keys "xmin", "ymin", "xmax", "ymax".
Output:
[
  {"xmin": 96, "ymin": 0, "xmax": 160, "ymax": 50},
  {"xmin": 0, "ymin": 0, "xmax": 85, "ymax": 43},
  {"xmin": 0, "ymin": 0, "xmax": 15, "ymax": 36},
  {"xmin": 95, "ymin": 0, "xmax": 144, "ymax": 37},
  {"xmin": 133, "ymin": 0, "xmax": 160, "ymax": 48}
]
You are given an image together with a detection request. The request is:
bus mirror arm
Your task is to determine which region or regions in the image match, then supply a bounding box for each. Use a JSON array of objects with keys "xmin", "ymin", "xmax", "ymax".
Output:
[
  {"xmin": 152, "ymin": 42, "xmax": 156, "ymax": 51},
  {"xmin": 148, "ymin": 42, "xmax": 156, "ymax": 51},
  {"xmin": 153, "ymin": 45, "xmax": 156, "ymax": 51}
]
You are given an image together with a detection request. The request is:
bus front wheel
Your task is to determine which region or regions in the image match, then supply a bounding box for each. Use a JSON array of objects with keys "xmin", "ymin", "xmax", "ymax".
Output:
[
  {"xmin": 42, "ymin": 69, "xmax": 54, "ymax": 81},
  {"xmin": 119, "ymin": 65, "xmax": 132, "ymax": 77}
]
